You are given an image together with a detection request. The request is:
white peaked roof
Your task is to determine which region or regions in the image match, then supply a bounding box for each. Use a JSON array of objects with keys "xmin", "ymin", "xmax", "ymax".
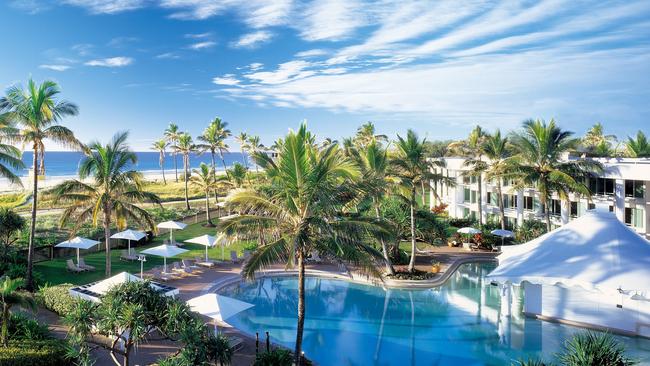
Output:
[
  {"xmin": 186, "ymin": 293, "xmax": 254, "ymax": 323},
  {"xmin": 69, "ymin": 272, "xmax": 178, "ymax": 303},
  {"xmin": 487, "ymin": 210, "xmax": 650, "ymax": 294},
  {"xmin": 185, "ymin": 234, "xmax": 217, "ymax": 247},
  {"xmin": 55, "ymin": 236, "xmax": 100, "ymax": 250},
  {"xmin": 140, "ymin": 244, "xmax": 188, "ymax": 258},
  {"xmin": 157, "ymin": 221, "xmax": 187, "ymax": 230},
  {"xmin": 110, "ymin": 229, "xmax": 146, "ymax": 241}
]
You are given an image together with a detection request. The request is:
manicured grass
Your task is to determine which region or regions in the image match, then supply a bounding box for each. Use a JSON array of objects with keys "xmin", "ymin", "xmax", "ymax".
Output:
[
  {"xmin": 34, "ymin": 220, "xmax": 255, "ymax": 286},
  {"xmin": 0, "ymin": 192, "xmax": 30, "ymax": 209}
]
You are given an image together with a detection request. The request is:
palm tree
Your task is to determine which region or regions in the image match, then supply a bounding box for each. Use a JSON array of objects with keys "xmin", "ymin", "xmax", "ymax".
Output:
[
  {"xmin": 354, "ymin": 122, "xmax": 388, "ymax": 148},
  {"xmin": 174, "ymin": 133, "xmax": 196, "ymax": 210},
  {"xmin": 51, "ymin": 132, "xmax": 160, "ymax": 276},
  {"xmin": 508, "ymin": 119, "xmax": 602, "ymax": 231},
  {"xmin": 210, "ymin": 117, "xmax": 231, "ymax": 173},
  {"xmin": 0, "ymin": 277, "xmax": 36, "ymax": 346},
  {"xmin": 391, "ymin": 130, "xmax": 438, "ymax": 272},
  {"xmin": 228, "ymin": 162, "xmax": 248, "ymax": 188},
  {"xmin": 164, "ymin": 123, "xmax": 181, "ymax": 182},
  {"xmin": 625, "ymin": 131, "xmax": 650, "ymax": 158},
  {"xmin": 0, "ymin": 79, "xmax": 82, "ymax": 291},
  {"xmin": 482, "ymin": 130, "xmax": 510, "ymax": 229},
  {"xmin": 352, "ymin": 140, "xmax": 395, "ymax": 274},
  {"xmin": 190, "ymin": 163, "xmax": 230, "ymax": 226},
  {"xmin": 247, "ymin": 135, "xmax": 265, "ymax": 175},
  {"xmin": 582, "ymin": 123, "xmax": 617, "ymax": 157},
  {"xmin": 453, "ymin": 126, "xmax": 486, "ymax": 225},
  {"xmin": 218, "ymin": 124, "xmax": 386, "ymax": 365},
  {"xmin": 152, "ymin": 139, "xmax": 168, "ymax": 185},
  {"xmin": 235, "ymin": 132, "xmax": 250, "ymax": 168},
  {"xmin": 0, "ymin": 120, "xmax": 25, "ymax": 186}
]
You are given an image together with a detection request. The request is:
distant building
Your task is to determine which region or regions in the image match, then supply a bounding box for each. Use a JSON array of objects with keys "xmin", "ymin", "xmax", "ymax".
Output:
[{"xmin": 430, "ymin": 157, "xmax": 650, "ymax": 239}]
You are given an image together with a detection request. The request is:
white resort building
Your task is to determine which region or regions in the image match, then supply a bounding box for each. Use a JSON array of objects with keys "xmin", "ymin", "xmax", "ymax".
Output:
[{"xmin": 430, "ymin": 157, "xmax": 650, "ymax": 239}]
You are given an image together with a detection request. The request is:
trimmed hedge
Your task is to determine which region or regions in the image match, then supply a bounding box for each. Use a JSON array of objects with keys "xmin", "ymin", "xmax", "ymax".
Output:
[
  {"xmin": 0, "ymin": 339, "xmax": 71, "ymax": 366},
  {"xmin": 36, "ymin": 283, "xmax": 76, "ymax": 315}
]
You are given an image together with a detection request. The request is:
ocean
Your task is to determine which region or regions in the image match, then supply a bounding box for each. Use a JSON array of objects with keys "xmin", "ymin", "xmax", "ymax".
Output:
[{"xmin": 17, "ymin": 151, "xmax": 251, "ymax": 177}]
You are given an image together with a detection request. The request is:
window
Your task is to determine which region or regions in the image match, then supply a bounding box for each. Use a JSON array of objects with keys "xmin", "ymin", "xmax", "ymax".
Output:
[
  {"xmin": 463, "ymin": 208, "xmax": 470, "ymax": 218},
  {"xmin": 506, "ymin": 217, "xmax": 517, "ymax": 230},
  {"xmin": 470, "ymin": 190, "xmax": 477, "ymax": 204},
  {"xmin": 523, "ymin": 196, "xmax": 534, "ymax": 211},
  {"xmin": 625, "ymin": 207, "xmax": 644, "ymax": 228},
  {"xmin": 625, "ymin": 180, "xmax": 645, "ymax": 199},
  {"xmin": 487, "ymin": 192, "xmax": 499, "ymax": 206},
  {"xmin": 462, "ymin": 176, "xmax": 470, "ymax": 185},
  {"xmin": 503, "ymin": 195, "xmax": 517, "ymax": 209},
  {"xmin": 470, "ymin": 176, "xmax": 478, "ymax": 184},
  {"xmin": 589, "ymin": 178, "xmax": 615, "ymax": 196},
  {"xmin": 550, "ymin": 199, "xmax": 562, "ymax": 216},
  {"xmin": 570, "ymin": 202, "xmax": 578, "ymax": 218},
  {"xmin": 464, "ymin": 188, "xmax": 471, "ymax": 203}
]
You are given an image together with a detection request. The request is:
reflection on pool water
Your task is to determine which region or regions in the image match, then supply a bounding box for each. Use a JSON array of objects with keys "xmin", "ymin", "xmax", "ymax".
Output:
[{"xmin": 219, "ymin": 263, "xmax": 650, "ymax": 365}]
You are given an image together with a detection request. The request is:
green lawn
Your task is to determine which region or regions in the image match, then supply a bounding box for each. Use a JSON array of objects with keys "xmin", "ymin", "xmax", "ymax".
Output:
[{"xmin": 34, "ymin": 220, "xmax": 254, "ymax": 286}]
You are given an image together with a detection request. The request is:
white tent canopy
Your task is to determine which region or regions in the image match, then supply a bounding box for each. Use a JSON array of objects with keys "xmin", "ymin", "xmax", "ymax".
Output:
[
  {"xmin": 110, "ymin": 229, "xmax": 146, "ymax": 253},
  {"xmin": 487, "ymin": 210, "xmax": 650, "ymax": 295},
  {"xmin": 185, "ymin": 234, "xmax": 217, "ymax": 262},
  {"xmin": 69, "ymin": 272, "xmax": 178, "ymax": 303},
  {"xmin": 140, "ymin": 244, "xmax": 188, "ymax": 272},
  {"xmin": 186, "ymin": 293, "xmax": 253, "ymax": 324},
  {"xmin": 157, "ymin": 221, "xmax": 187, "ymax": 244},
  {"xmin": 55, "ymin": 236, "xmax": 100, "ymax": 262}
]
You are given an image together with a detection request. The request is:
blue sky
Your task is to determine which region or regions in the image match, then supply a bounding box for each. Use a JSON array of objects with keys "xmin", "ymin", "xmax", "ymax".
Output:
[{"xmin": 1, "ymin": 0, "xmax": 649, "ymax": 151}]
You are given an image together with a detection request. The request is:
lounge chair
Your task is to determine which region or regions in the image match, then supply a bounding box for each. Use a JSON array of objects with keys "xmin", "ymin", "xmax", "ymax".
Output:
[
  {"xmin": 66, "ymin": 259, "xmax": 85, "ymax": 273},
  {"xmin": 230, "ymin": 250, "xmax": 241, "ymax": 264},
  {"xmin": 171, "ymin": 262, "xmax": 194, "ymax": 276},
  {"xmin": 151, "ymin": 268, "xmax": 178, "ymax": 281},
  {"xmin": 193, "ymin": 256, "xmax": 215, "ymax": 268},
  {"xmin": 120, "ymin": 250, "xmax": 137, "ymax": 261},
  {"xmin": 228, "ymin": 336, "xmax": 244, "ymax": 352},
  {"xmin": 182, "ymin": 259, "xmax": 202, "ymax": 271},
  {"xmin": 307, "ymin": 251, "xmax": 323, "ymax": 263},
  {"xmin": 78, "ymin": 258, "xmax": 95, "ymax": 271}
]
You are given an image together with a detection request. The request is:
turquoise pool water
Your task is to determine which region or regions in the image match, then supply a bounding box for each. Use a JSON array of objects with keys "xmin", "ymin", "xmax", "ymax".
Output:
[{"xmin": 219, "ymin": 263, "xmax": 650, "ymax": 365}]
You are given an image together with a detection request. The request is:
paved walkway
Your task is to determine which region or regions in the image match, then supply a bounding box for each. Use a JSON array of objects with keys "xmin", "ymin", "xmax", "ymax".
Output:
[{"xmin": 37, "ymin": 248, "xmax": 497, "ymax": 366}]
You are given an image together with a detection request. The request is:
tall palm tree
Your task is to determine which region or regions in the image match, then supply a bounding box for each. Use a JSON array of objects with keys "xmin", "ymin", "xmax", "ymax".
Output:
[
  {"xmin": 354, "ymin": 122, "xmax": 388, "ymax": 148},
  {"xmin": 174, "ymin": 133, "xmax": 196, "ymax": 210},
  {"xmin": 247, "ymin": 135, "xmax": 265, "ymax": 175},
  {"xmin": 218, "ymin": 124, "xmax": 386, "ymax": 365},
  {"xmin": 164, "ymin": 123, "xmax": 181, "ymax": 182},
  {"xmin": 0, "ymin": 79, "xmax": 82, "ymax": 291},
  {"xmin": 0, "ymin": 120, "xmax": 25, "ymax": 186},
  {"xmin": 508, "ymin": 119, "xmax": 602, "ymax": 231},
  {"xmin": 352, "ymin": 140, "xmax": 395, "ymax": 274},
  {"xmin": 482, "ymin": 130, "xmax": 510, "ymax": 229},
  {"xmin": 51, "ymin": 132, "xmax": 160, "ymax": 276},
  {"xmin": 190, "ymin": 163, "xmax": 229, "ymax": 227},
  {"xmin": 235, "ymin": 132, "xmax": 250, "ymax": 168},
  {"xmin": 198, "ymin": 122, "xmax": 222, "ymax": 176},
  {"xmin": 582, "ymin": 123, "xmax": 617, "ymax": 157},
  {"xmin": 625, "ymin": 131, "xmax": 650, "ymax": 158},
  {"xmin": 391, "ymin": 130, "xmax": 438, "ymax": 272},
  {"xmin": 210, "ymin": 117, "xmax": 231, "ymax": 173},
  {"xmin": 228, "ymin": 162, "xmax": 248, "ymax": 188},
  {"xmin": 453, "ymin": 126, "xmax": 486, "ymax": 225},
  {"xmin": 0, "ymin": 277, "xmax": 36, "ymax": 346},
  {"xmin": 151, "ymin": 139, "xmax": 168, "ymax": 185}
]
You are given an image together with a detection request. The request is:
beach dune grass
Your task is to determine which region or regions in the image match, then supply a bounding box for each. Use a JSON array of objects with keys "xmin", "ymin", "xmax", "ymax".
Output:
[{"xmin": 34, "ymin": 220, "xmax": 254, "ymax": 286}]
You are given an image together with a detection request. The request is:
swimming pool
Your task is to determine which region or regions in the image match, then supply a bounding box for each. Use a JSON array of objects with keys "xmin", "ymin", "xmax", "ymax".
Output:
[{"xmin": 219, "ymin": 263, "xmax": 650, "ymax": 365}]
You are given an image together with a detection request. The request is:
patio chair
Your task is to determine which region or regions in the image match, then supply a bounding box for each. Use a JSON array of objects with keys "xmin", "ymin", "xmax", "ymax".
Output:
[
  {"xmin": 228, "ymin": 336, "xmax": 244, "ymax": 352},
  {"xmin": 308, "ymin": 251, "xmax": 323, "ymax": 263},
  {"xmin": 182, "ymin": 259, "xmax": 202, "ymax": 271},
  {"xmin": 66, "ymin": 259, "xmax": 85, "ymax": 273},
  {"xmin": 230, "ymin": 250, "xmax": 241, "ymax": 264},
  {"xmin": 120, "ymin": 250, "xmax": 137, "ymax": 261},
  {"xmin": 78, "ymin": 258, "xmax": 95, "ymax": 271},
  {"xmin": 151, "ymin": 268, "xmax": 178, "ymax": 281},
  {"xmin": 171, "ymin": 262, "xmax": 193, "ymax": 276},
  {"xmin": 192, "ymin": 256, "xmax": 215, "ymax": 268}
]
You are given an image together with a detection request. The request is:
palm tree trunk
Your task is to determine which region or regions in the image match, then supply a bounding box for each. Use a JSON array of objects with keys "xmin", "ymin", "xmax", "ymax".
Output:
[
  {"xmin": 374, "ymin": 201, "xmax": 394, "ymax": 275},
  {"xmin": 407, "ymin": 186, "xmax": 417, "ymax": 272},
  {"xmin": 26, "ymin": 146, "xmax": 39, "ymax": 292},
  {"xmin": 295, "ymin": 250, "xmax": 306, "ymax": 366},
  {"xmin": 421, "ymin": 181, "xmax": 426, "ymax": 208},
  {"xmin": 205, "ymin": 191, "xmax": 213, "ymax": 226},
  {"xmin": 477, "ymin": 173, "xmax": 483, "ymax": 226},
  {"xmin": 173, "ymin": 151, "xmax": 178, "ymax": 182},
  {"xmin": 184, "ymin": 155, "xmax": 190, "ymax": 211},
  {"xmin": 211, "ymin": 151, "xmax": 219, "ymax": 202},
  {"xmin": 544, "ymin": 199, "xmax": 551, "ymax": 232},
  {"xmin": 1, "ymin": 304, "xmax": 9, "ymax": 346},
  {"xmin": 160, "ymin": 154, "xmax": 166, "ymax": 185},
  {"xmin": 497, "ymin": 180, "xmax": 506, "ymax": 230},
  {"xmin": 104, "ymin": 207, "xmax": 112, "ymax": 277}
]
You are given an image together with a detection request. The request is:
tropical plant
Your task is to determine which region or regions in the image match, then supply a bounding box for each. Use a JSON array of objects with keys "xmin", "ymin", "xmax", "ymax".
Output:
[
  {"xmin": 508, "ymin": 119, "xmax": 602, "ymax": 231},
  {"xmin": 0, "ymin": 209, "xmax": 25, "ymax": 261},
  {"xmin": 558, "ymin": 331, "xmax": 637, "ymax": 366},
  {"xmin": 515, "ymin": 219, "xmax": 547, "ymax": 243},
  {"xmin": 190, "ymin": 163, "xmax": 230, "ymax": 226},
  {"xmin": 253, "ymin": 349, "xmax": 295, "ymax": 366},
  {"xmin": 235, "ymin": 132, "xmax": 250, "ymax": 168},
  {"xmin": 582, "ymin": 122, "xmax": 617, "ymax": 157},
  {"xmin": 482, "ymin": 130, "xmax": 510, "ymax": 229},
  {"xmin": 0, "ymin": 121, "xmax": 23, "ymax": 187},
  {"xmin": 63, "ymin": 299, "xmax": 94, "ymax": 366},
  {"xmin": 247, "ymin": 135, "xmax": 265, "ymax": 175},
  {"xmin": 0, "ymin": 79, "xmax": 82, "ymax": 291},
  {"xmin": 51, "ymin": 132, "xmax": 160, "ymax": 276},
  {"xmin": 164, "ymin": 123, "xmax": 181, "ymax": 182},
  {"xmin": 174, "ymin": 133, "xmax": 196, "ymax": 210},
  {"xmin": 354, "ymin": 121, "xmax": 387, "ymax": 148},
  {"xmin": 228, "ymin": 162, "xmax": 248, "ymax": 188},
  {"xmin": 152, "ymin": 139, "xmax": 169, "ymax": 184},
  {"xmin": 208, "ymin": 117, "xmax": 231, "ymax": 173},
  {"xmin": 218, "ymin": 123, "xmax": 387, "ymax": 365},
  {"xmin": 391, "ymin": 129, "xmax": 450, "ymax": 272},
  {"xmin": 625, "ymin": 131, "xmax": 650, "ymax": 158},
  {"xmin": 0, "ymin": 277, "xmax": 36, "ymax": 346},
  {"xmin": 453, "ymin": 126, "xmax": 487, "ymax": 225}
]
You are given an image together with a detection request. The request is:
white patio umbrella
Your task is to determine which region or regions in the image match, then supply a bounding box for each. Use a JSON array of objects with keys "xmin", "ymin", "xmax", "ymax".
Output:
[
  {"xmin": 110, "ymin": 229, "xmax": 146, "ymax": 254},
  {"xmin": 157, "ymin": 221, "xmax": 187, "ymax": 244},
  {"xmin": 185, "ymin": 234, "xmax": 217, "ymax": 262},
  {"xmin": 186, "ymin": 293, "xmax": 254, "ymax": 329},
  {"xmin": 140, "ymin": 244, "xmax": 188, "ymax": 273},
  {"xmin": 457, "ymin": 227, "xmax": 482, "ymax": 235},
  {"xmin": 55, "ymin": 236, "xmax": 100, "ymax": 263},
  {"xmin": 490, "ymin": 229, "xmax": 515, "ymax": 246}
]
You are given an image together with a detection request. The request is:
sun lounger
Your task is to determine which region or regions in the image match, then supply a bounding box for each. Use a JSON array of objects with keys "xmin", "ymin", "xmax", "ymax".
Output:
[
  {"xmin": 182, "ymin": 259, "xmax": 202, "ymax": 271},
  {"xmin": 171, "ymin": 262, "xmax": 194, "ymax": 276},
  {"xmin": 192, "ymin": 256, "xmax": 215, "ymax": 268},
  {"xmin": 307, "ymin": 250, "xmax": 323, "ymax": 263},
  {"xmin": 66, "ymin": 259, "xmax": 85, "ymax": 273},
  {"xmin": 151, "ymin": 268, "xmax": 178, "ymax": 281},
  {"xmin": 230, "ymin": 250, "xmax": 241, "ymax": 263},
  {"xmin": 228, "ymin": 336, "xmax": 244, "ymax": 352},
  {"xmin": 78, "ymin": 257, "xmax": 95, "ymax": 271},
  {"xmin": 120, "ymin": 250, "xmax": 138, "ymax": 261}
]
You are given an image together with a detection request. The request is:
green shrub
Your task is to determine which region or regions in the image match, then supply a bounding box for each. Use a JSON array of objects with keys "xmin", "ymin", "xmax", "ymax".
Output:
[
  {"xmin": 0, "ymin": 339, "xmax": 71, "ymax": 366},
  {"xmin": 9, "ymin": 313, "xmax": 52, "ymax": 341},
  {"xmin": 514, "ymin": 358, "xmax": 549, "ymax": 366},
  {"xmin": 36, "ymin": 283, "xmax": 76, "ymax": 315},
  {"xmin": 557, "ymin": 332, "xmax": 637, "ymax": 366},
  {"xmin": 243, "ymin": 241, "xmax": 258, "ymax": 251},
  {"xmin": 4, "ymin": 263, "xmax": 44, "ymax": 289},
  {"xmin": 253, "ymin": 349, "xmax": 294, "ymax": 366}
]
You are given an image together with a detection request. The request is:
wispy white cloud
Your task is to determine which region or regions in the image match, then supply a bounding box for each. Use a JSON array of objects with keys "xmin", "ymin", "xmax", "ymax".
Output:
[
  {"xmin": 188, "ymin": 41, "xmax": 216, "ymax": 50},
  {"xmin": 240, "ymin": 0, "xmax": 293, "ymax": 28},
  {"xmin": 212, "ymin": 74, "xmax": 241, "ymax": 86},
  {"xmin": 71, "ymin": 43, "xmax": 94, "ymax": 56},
  {"xmin": 62, "ymin": 0, "xmax": 145, "ymax": 14},
  {"xmin": 244, "ymin": 60, "xmax": 314, "ymax": 84},
  {"xmin": 85, "ymin": 56, "xmax": 134, "ymax": 67},
  {"xmin": 184, "ymin": 32, "xmax": 212, "ymax": 39},
  {"xmin": 231, "ymin": 31, "xmax": 273, "ymax": 49},
  {"xmin": 155, "ymin": 52, "xmax": 181, "ymax": 59},
  {"xmin": 295, "ymin": 49, "xmax": 328, "ymax": 58},
  {"xmin": 39, "ymin": 64, "xmax": 71, "ymax": 71},
  {"xmin": 247, "ymin": 62, "xmax": 264, "ymax": 71},
  {"xmin": 296, "ymin": 0, "xmax": 367, "ymax": 41},
  {"xmin": 107, "ymin": 36, "xmax": 139, "ymax": 48}
]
